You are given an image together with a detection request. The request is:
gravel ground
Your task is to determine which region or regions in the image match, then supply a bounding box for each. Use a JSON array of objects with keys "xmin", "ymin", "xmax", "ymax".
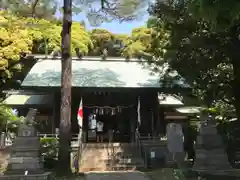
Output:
[{"xmin": 85, "ymin": 171, "xmax": 151, "ymax": 180}]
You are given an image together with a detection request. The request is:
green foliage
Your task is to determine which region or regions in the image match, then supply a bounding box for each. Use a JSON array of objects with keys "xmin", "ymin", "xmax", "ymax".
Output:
[
  {"xmin": 2, "ymin": 0, "xmax": 149, "ymax": 26},
  {"xmin": 189, "ymin": 0, "xmax": 240, "ymax": 30},
  {"xmin": 89, "ymin": 28, "xmax": 114, "ymax": 55},
  {"xmin": 73, "ymin": 0, "xmax": 150, "ymax": 26},
  {"xmin": 0, "ymin": 0, "xmax": 58, "ymax": 20},
  {"xmin": 122, "ymin": 26, "xmax": 154, "ymax": 57},
  {"xmin": 144, "ymin": 0, "xmax": 237, "ymax": 119},
  {"xmin": 40, "ymin": 137, "xmax": 59, "ymax": 160},
  {"xmin": 40, "ymin": 137, "xmax": 59, "ymax": 169},
  {"xmin": 0, "ymin": 11, "xmax": 92, "ymax": 86},
  {"xmin": 0, "ymin": 103, "xmax": 21, "ymax": 133},
  {"xmin": 89, "ymin": 28, "xmax": 128, "ymax": 56}
]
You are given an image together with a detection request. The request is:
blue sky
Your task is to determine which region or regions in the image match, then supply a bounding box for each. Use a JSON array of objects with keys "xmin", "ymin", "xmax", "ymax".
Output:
[
  {"xmin": 56, "ymin": 12, "xmax": 148, "ymax": 34},
  {"xmin": 72, "ymin": 14, "xmax": 148, "ymax": 34},
  {"xmin": 55, "ymin": 1, "xmax": 150, "ymax": 34}
]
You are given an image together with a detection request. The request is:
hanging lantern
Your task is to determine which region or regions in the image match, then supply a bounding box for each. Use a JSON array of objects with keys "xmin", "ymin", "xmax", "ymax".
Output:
[
  {"xmin": 111, "ymin": 108, "xmax": 115, "ymax": 115},
  {"xmin": 106, "ymin": 108, "xmax": 109, "ymax": 114},
  {"xmin": 100, "ymin": 108, "xmax": 104, "ymax": 115}
]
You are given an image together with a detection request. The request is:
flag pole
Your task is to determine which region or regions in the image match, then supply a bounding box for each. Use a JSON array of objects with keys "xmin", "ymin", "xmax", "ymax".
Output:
[
  {"xmin": 74, "ymin": 98, "xmax": 83, "ymax": 173},
  {"xmin": 137, "ymin": 96, "xmax": 141, "ymax": 130},
  {"xmin": 75, "ymin": 127, "xmax": 82, "ymax": 173},
  {"xmin": 135, "ymin": 96, "xmax": 141, "ymax": 142}
]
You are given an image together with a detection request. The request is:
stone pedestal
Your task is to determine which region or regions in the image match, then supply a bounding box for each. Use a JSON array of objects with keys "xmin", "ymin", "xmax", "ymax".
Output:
[
  {"xmin": 0, "ymin": 116, "xmax": 52, "ymax": 180},
  {"xmin": 193, "ymin": 115, "xmax": 231, "ymax": 172}
]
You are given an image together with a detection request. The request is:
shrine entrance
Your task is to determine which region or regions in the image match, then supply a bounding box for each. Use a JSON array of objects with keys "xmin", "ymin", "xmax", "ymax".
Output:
[
  {"xmin": 78, "ymin": 91, "xmax": 137, "ymax": 143},
  {"xmin": 85, "ymin": 107, "xmax": 132, "ymax": 143}
]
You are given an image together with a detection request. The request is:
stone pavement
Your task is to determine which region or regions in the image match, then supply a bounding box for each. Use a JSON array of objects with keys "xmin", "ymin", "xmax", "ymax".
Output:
[{"xmin": 85, "ymin": 171, "xmax": 151, "ymax": 180}]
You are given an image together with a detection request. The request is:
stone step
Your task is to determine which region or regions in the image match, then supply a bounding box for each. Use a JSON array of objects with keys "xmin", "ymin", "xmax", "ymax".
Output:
[
  {"xmin": 10, "ymin": 147, "xmax": 40, "ymax": 152},
  {"xmin": 110, "ymin": 164, "xmax": 145, "ymax": 171},
  {"xmin": 4, "ymin": 169, "xmax": 45, "ymax": 175},
  {"xmin": 12, "ymin": 137, "xmax": 40, "ymax": 147},
  {"xmin": 104, "ymin": 157, "xmax": 144, "ymax": 164},
  {"xmin": 78, "ymin": 143, "xmax": 145, "ymax": 172},
  {"xmin": 114, "ymin": 154, "xmax": 142, "ymax": 161},
  {"xmin": 7, "ymin": 157, "xmax": 43, "ymax": 171},
  {"xmin": 11, "ymin": 151, "xmax": 39, "ymax": 157},
  {"xmin": 83, "ymin": 143, "xmax": 127, "ymax": 148},
  {"xmin": 0, "ymin": 172, "xmax": 52, "ymax": 180}
]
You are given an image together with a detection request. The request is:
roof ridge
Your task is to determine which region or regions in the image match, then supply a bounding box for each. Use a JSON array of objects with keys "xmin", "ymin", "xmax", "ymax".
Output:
[{"xmin": 29, "ymin": 54, "xmax": 149, "ymax": 62}]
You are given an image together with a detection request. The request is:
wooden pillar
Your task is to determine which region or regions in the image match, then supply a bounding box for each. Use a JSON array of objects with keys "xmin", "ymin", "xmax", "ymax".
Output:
[
  {"xmin": 52, "ymin": 92, "xmax": 56, "ymax": 134},
  {"xmin": 53, "ymin": 92, "xmax": 60, "ymax": 129},
  {"xmin": 152, "ymin": 92, "xmax": 160, "ymax": 136},
  {"xmin": 159, "ymin": 106, "xmax": 166, "ymax": 135},
  {"xmin": 151, "ymin": 109, "xmax": 154, "ymax": 137},
  {"xmin": 130, "ymin": 117, "xmax": 136, "ymax": 142}
]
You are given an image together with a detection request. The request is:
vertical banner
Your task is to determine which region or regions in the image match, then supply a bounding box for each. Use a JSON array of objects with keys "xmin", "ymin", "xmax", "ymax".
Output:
[
  {"xmin": 75, "ymin": 98, "xmax": 83, "ymax": 173},
  {"xmin": 77, "ymin": 98, "xmax": 83, "ymax": 128}
]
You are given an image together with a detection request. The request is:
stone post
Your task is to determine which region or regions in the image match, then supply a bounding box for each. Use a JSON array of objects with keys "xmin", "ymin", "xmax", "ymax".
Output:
[
  {"xmin": 0, "ymin": 132, "xmax": 6, "ymax": 149},
  {"xmin": 166, "ymin": 123, "xmax": 185, "ymax": 166},
  {"xmin": 192, "ymin": 111, "xmax": 231, "ymax": 172}
]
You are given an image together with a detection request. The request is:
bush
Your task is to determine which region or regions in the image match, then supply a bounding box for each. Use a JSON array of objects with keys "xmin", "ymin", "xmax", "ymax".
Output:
[{"xmin": 40, "ymin": 137, "xmax": 59, "ymax": 169}]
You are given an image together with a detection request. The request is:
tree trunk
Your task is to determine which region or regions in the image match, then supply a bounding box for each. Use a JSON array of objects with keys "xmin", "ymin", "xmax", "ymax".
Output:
[{"xmin": 58, "ymin": 0, "xmax": 72, "ymax": 175}]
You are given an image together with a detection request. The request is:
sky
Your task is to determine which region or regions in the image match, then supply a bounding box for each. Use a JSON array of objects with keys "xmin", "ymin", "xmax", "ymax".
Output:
[
  {"xmin": 73, "ymin": 14, "xmax": 148, "ymax": 34},
  {"xmin": 55, "ymin": 1, "xmax": 150, "ymax": 34}
]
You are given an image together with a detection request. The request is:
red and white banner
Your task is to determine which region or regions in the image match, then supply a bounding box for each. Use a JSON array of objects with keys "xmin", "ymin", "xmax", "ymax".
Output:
[{"xmin": 77, "ymin": 98, "xmax": 83, "ymax": 128}]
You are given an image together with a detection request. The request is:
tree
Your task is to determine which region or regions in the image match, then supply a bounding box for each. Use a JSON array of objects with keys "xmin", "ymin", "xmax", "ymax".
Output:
[
  {"xmin": 89, "ymin": 28, "xmax": 114, "ymax": 55},
  {"xmin": 187, "ymin": 0, "xmax": 240, "ymax": 119},
  {"xmin": 0, "ymin": 0, "xmax": 58, "ymax": 20},
  {"xmin": 73, "ymin": 0, "xmax": 149, "ymax": 26},
  {"xmin": 0, "ymin": 11, "xmax": 92, "ymax": 89},
  {"xmin": 145, "ymin": 0, "xmax": 235, "ymax": 117},
  {"xmin": 189, "ymin": 0, "xmax": 240, "ymax": 29},
  {"xmin": 58, "ymin": 0, "xmax": 72, "ymax": 174},
  {"xmin": 122, "ymin": 26, "xmax": 154, "ymax": 57},
  {"xmin": 89, "ymin": 28, "xmax": 128, "ymax": 56}
]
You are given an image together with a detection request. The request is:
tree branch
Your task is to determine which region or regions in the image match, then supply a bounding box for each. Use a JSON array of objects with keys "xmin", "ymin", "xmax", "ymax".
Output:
[{"xmin": 31, "ymin": 0, "xmax": 40, "ymax": 17}]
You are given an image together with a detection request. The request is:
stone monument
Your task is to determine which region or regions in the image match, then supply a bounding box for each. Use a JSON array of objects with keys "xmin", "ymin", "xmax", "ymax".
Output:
[
  {"xmin": 193, "ymin": 111, "xmax": 232, "ymax": 173},
  {"xmin": 0, "ymin": 108, "xmax": 52, "ymax": 180},
  {"xmin": 166, "ymin": 123, "xmax": 185, "ymax": 166}
]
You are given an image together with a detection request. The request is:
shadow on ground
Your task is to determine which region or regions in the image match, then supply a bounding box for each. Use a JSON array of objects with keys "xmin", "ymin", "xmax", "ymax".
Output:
[
  {"xmin": 84, "ymin": 171, "xmax": 151, "ymax": 180},
  {"xmin": 147, "ymin": 168, "xmax": 240, "ymax": 180}
]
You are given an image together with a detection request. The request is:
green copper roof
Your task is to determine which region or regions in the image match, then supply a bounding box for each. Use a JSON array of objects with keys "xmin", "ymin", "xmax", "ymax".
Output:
[{"xmin": 21, "ymin": 57, "xmax": 187, "ymax": 88}]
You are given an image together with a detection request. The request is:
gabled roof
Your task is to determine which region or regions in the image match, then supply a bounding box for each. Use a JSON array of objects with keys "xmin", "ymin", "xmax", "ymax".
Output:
[{"xmin": 21, "ymin": 56, "xmax": 188, "ymax": 88}]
